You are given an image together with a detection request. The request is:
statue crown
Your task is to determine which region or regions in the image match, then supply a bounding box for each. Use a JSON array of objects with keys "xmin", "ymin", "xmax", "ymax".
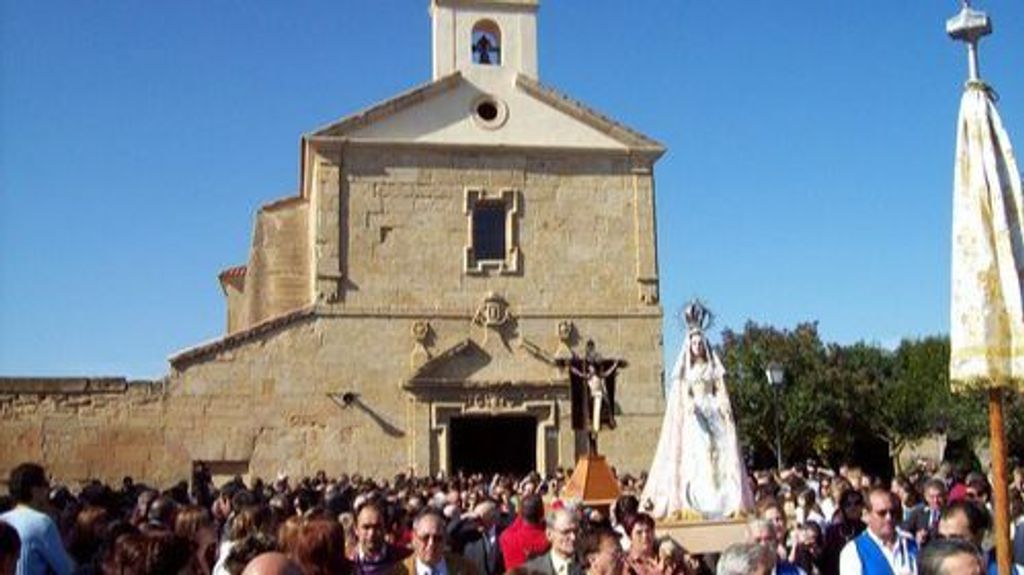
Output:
[{"xmin": 683, "ymin": 301, "xmax": 713, "ymax": 334}]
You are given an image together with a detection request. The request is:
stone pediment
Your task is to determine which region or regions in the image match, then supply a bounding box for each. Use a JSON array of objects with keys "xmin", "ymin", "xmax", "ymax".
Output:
[
  {"xmin": 307, "ymin": 68, "xmax": 664, "ymax": 157},
  {"xmin": 405, "ymin": 334, "xmax": 566, "ymax": 392}
]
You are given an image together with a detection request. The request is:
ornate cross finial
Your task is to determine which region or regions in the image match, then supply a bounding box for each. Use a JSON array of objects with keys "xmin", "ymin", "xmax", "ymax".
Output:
[{"xmin": 946, "ymin": 0, "xmax": 992, "ymax": 83}]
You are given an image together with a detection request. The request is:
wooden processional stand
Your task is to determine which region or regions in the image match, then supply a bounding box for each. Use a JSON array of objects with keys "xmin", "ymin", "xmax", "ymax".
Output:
[
  {"xmin": 557, "ymin": 353, "xmax": 624, "ymax": 514},
  {"xmin": 561, "ymin": 433, "xmax": 622, "ymax": 514}
]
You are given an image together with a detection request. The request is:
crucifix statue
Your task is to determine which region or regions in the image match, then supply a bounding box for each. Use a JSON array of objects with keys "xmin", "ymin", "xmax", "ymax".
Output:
[{"xmin": 559, "ymin": 340, "xmax": 626, "ymax": 455}]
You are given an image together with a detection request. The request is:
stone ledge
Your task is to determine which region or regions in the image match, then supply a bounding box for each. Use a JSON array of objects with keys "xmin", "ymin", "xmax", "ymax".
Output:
[{"xmin": 0, "ymin": 377, "xmax": 158, "ymax": 395}]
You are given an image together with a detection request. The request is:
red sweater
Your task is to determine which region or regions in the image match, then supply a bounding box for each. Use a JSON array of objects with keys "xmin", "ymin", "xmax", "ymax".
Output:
[{"xmin": 499, "ymin": 516, "xmax": 550, "ymax": 570}]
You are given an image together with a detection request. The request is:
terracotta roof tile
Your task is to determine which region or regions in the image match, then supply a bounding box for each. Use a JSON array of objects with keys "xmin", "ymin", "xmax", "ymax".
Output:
[
  {"xmin": 260, "ymin": 195, "xmax": 305, "ymax": 212},
  {"xmin": 218, "ymin": 265, "xmax": 247, "ymax": 281}
]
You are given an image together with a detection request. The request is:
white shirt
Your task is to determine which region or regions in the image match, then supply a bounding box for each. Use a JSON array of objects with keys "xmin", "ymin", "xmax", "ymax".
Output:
[
  {"xmin": 838, "ymin": 529, "xmax": 916, "ymax": 575},
  {"xmin": 416, "ymin": 559, "xmax": 448, "ymax": 575},
  {"xmin": 613, "ymin": 523, "xmax": 631, "ymax": 551},
  {"xmin": 820, "ymin": 499, "xmax": 838, "ymax": 523},
  {"xmin": 212, "ymin": 540, "xmax": 235, "ymax": 575},
  {"xmin": 550, "ymin": 552, "xmax": 573, "ymax": 575}
]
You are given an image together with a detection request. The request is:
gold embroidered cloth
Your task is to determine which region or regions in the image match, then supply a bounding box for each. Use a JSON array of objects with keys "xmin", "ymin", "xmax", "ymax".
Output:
[{"xmin": 950, "ymin": 83, "xmax": 1024, "ymax": 390}]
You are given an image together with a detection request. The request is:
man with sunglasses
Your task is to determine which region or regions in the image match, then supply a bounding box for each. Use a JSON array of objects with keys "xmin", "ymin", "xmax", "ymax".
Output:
[
  {"xmin": 839, "ymin": 488, "xmax": 918, "ymax": 574},
  {"xmin": 398, "ymin": 510, "xmax": 477, "ymax": 575}
]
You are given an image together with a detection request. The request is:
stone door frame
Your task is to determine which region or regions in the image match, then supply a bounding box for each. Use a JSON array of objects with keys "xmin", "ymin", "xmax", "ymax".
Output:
[{"xmin": 429, "ymin": 396, "xmax": 559, "ymax": 476}]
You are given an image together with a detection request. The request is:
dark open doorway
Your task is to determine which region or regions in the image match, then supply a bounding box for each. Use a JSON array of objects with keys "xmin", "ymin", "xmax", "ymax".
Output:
[{"xmin": 450, "ymin": 415, "xmax": 536, "ymax": 475}]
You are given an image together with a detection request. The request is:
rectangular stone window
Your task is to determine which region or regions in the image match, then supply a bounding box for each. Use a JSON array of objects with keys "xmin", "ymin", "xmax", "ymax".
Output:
[
  {"xmin": 472, "ymin": 201, "xmax": 507, "ymax": 261},
  {"xmin": 464, "ymin": 188, "xmax": 520, "ymax": 275}
]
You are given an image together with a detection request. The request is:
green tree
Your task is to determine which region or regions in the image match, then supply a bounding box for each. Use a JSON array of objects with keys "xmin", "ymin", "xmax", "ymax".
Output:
[
  {"xmin": 720, "ymin": 322, "xmax": 833, "ymax": 468},
  {"xmin": 888, "ymin": 337, "xmax": 952, "ymax": 472},
  {"xmin": 719, "ymin": 325, "xmax": 1024, "ymax": 473},
  {"xmin": 839, "ymin": 337, "xmax": 952, "ymax": 474},
  {"xmin": 946, "ymin": 386, "xmax": 1024, "ymax": 469}
]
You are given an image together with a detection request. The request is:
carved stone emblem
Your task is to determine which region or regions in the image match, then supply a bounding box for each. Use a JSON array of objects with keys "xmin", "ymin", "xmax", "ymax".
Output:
[
  {"xmin": 410, "ymin": 320, "xmax": 432, "ymax": 369},
  {"xmin": 473, "ymin": 292, "xmax": 512, "ymax": 328},
  {"xmin": 411, "ymin": 320, "xmax": 430, "ymax": 343}
]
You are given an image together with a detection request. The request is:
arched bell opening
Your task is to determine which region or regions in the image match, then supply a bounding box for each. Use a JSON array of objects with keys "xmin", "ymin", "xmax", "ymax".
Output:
[{"xmin": 471, "ymin": 20, "xmax": 502, "ymax": 66}]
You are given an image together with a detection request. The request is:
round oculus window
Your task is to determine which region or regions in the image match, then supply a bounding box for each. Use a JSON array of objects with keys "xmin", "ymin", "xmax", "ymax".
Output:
[
  {"xmin": 471, "ymin": 96, "xmax": 507, "ymax": 129},
  {"xmin": 476, "ymin": 101, "xmax": 499, "ymax": 121}
]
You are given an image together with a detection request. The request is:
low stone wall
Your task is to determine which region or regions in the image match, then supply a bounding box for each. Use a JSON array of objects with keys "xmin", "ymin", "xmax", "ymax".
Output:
[{"xmin": 0, "ymin": 377, "xmax": 171, "ymax": 486}]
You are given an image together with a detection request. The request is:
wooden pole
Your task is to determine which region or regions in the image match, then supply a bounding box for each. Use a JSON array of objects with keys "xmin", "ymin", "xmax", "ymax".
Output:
[{"xmin": 988, "ymin": 386, "xmax": 1012, "ymax": 575}]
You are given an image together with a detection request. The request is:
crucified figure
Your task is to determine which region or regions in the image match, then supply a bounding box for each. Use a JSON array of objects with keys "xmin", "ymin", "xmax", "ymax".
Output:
[{"xmin": 571, "ymin": 356, "xmax": 620, "ymax": 434}]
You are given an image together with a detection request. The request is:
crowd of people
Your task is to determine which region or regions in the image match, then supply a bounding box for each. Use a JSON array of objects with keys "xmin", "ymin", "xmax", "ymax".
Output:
[{"xmin": 1, "ymin": 458, "xmax": 1024, "ymax": 575}]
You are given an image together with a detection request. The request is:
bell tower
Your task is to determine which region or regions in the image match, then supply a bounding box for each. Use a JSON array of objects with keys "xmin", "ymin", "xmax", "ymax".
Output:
[{"xmin": 430, "ymin": 0, "xmax": 539, "ymax": 80}]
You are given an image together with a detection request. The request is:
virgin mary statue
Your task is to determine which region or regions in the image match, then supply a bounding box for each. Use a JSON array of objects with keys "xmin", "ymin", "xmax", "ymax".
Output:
[{"xmin": 641, "ymin": 301, "xmax": 753, "ymax": 520}]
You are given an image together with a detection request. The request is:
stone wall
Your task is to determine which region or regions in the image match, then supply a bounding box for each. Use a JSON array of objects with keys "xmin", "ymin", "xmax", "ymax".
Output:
[
  {"xmin": 242, "ymin": 198, "xmax": 311, "ymax": 329},
  {"xmin": 0, "ymin": 378, "xmax": 177, "ymax": 486},
  {"xmin": 168, "ymin": 312, "xmax": 663, "ymax": 482}
]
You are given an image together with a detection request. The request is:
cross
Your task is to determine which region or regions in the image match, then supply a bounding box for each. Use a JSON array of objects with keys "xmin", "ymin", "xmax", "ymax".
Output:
[{"xmin": 946, "ymin": 0, "xmax": 992, "ymax": 82}]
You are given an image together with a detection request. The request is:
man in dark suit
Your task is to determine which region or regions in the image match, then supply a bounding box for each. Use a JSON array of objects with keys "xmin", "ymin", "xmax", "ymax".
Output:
[
  {"xmin": 455, "ymin": 501, "xmax": 506, "ymax": 575},
  {"xmin": 902, "ymin": 478, "xmax": 946, "ymax": 546},
  {"xmin": 396, "ymin": 510, "xmax": 478, "ymax": 575},
  {"xmin": 520, "ymin": 508, "xmax": 583, "ymax": 575}
]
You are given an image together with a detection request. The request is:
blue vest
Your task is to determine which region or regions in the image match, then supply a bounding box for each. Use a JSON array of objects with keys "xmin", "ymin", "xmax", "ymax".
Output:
[
  {"xmin": 987, "ymin": 550, "xmax": 1024, "ymax": 575},
  {"xmin": 776, "ymin": 560, "xmax": 803, "ymax": 575},
  {"xmin": 853, "ymin": 532, "xmax": 918, "ymax": 575}
]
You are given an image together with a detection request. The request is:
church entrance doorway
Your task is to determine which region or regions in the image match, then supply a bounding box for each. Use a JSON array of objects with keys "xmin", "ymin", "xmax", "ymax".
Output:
[{"xmin": 450, "ymin": 415, "xmax": 536, "ymax": 475}]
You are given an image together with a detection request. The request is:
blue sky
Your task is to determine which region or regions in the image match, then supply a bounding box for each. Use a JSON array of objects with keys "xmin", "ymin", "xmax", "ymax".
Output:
[{"xmin": 2, "ymin": 1, "xmax": 1022, "ymax": 379}]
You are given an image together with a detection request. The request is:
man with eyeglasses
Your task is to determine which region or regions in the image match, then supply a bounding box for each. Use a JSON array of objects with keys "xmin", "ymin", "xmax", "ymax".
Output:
[
  {"xmin": 520, "ymin": 508, "xmax": 584, "ymax": 575},
  {"xmin": 0, "ymin": 463, "xmax": 74, "ymax": 575},
  {"xmin": 839, "ymin": 488, "xmax": 918, "ymax": 574},
  {"xmin": 398, "ymin": 510, "xmax": 477, "ymax": 575}
]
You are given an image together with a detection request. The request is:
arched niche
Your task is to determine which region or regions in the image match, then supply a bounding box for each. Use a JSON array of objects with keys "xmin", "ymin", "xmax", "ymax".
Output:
[{"xmin": 471, "ymin": 19, "xmax": 502, "ymax": 65}]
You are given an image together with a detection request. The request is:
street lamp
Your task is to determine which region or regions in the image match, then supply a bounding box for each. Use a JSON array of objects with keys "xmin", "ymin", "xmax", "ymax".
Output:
[{"xmin": 765, "ymin": 362, "xmax": 785, "ymax": 470}]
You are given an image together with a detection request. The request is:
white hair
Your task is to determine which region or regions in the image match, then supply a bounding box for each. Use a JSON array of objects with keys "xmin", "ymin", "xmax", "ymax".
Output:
[{"xmin": 716, "ymin": 542, "xmax": 775, "ymax": 575}]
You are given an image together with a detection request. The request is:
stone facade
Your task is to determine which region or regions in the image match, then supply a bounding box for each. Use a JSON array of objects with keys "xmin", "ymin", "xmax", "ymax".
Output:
[{"xmin": 0, "ymin": 0, "xmax": 668, "ymax": 487}]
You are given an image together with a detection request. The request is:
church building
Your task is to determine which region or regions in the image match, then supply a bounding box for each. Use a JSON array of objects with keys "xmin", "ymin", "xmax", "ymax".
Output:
[{"xmin": 1, "ymin": 0, "xmax": 667, "ymax": 484}]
